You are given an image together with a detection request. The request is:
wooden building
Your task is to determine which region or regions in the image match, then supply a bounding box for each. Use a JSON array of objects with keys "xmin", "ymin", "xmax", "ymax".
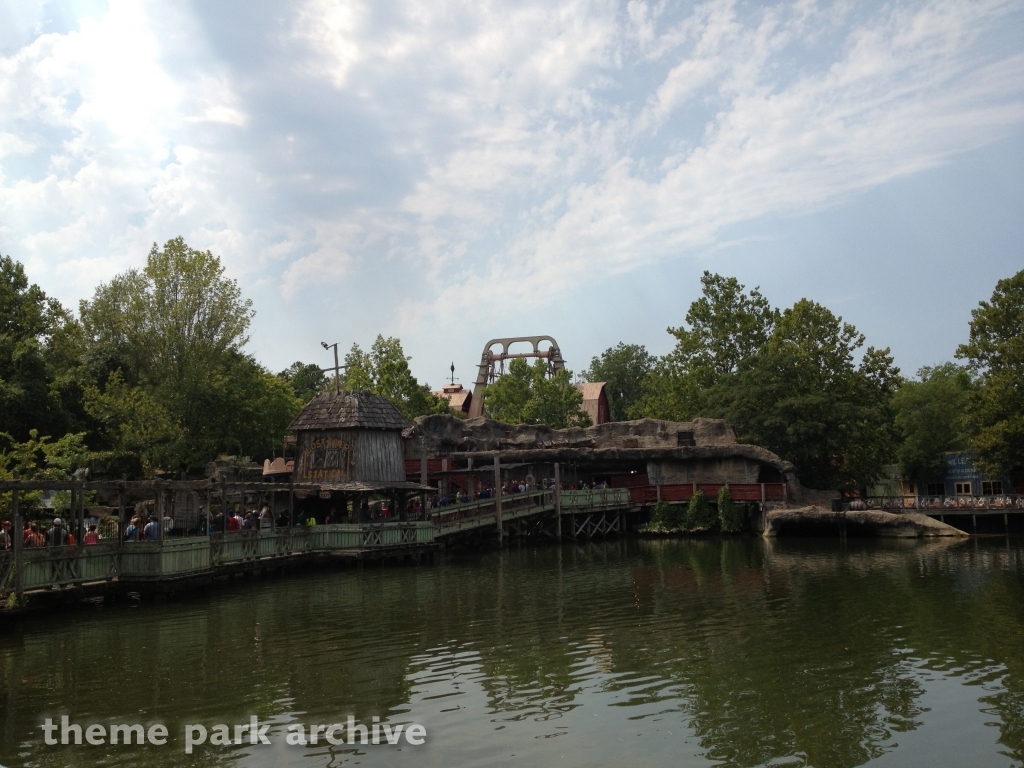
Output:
[
  {"xmin": 575, "ymin": 382, "xmax": 610, "ymax": 425},
  {"xmin": 434, "ymin": 383, "xmax": 473, "ymax": 416},
  {"xmin": 289, "ymin": 391, "xmax": 409, "ymax": 483}
]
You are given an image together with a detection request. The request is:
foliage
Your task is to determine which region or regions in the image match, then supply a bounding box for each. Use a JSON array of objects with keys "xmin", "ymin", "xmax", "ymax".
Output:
[
  {"xmin": 78, "ymin": 238, "xmax": 301, "ymax": 473},
  {"xmin": 483, "ymin": 358, "xmax": 592, "ymax": 428},
  {"xmin": 892, "ymin": 363, "xmax": 974, "ymax": 480},
  {"xmin": 709, "ymin": 300, "xmax": 900, "ymax": 493},
  {"xmin": 0, "ymin": 254, "xmax": 77, "ymax": 440},
  {"xmin": 343, "ymin": 335, "xmax": 450, "ymax": 420},
  {"xmin": 583, "ymin": 343, "xmax": 655, "ymax": 421},
  {"xmin": 717, "ymin": 487, "xmax": 744, "ymax": 532},
  {"xmin": 649, "ymin": 499, "xmax": 671, "ymax": 529},
  {"xmin": 278, "ymin": 361, "xmax": 329, "ymax": 403},
  {"xmin": 0, "ymin": 430, "xmax": 90, "ymax": 516},
  {"xmin": 685, "ymin": 490, "xmax": 716, "ymax": 532},
  {"xmin": 632, "ymin": 272, "xmax": 777, "ymax": 420},
  {"xmin": 955, "ymin": 268, "xmax": 1024, "ymax": 478}
]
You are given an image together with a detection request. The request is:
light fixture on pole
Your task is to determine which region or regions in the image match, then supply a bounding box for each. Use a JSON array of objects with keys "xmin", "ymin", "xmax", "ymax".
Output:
[{"xmin": 321, "ymin": 341, "xmax": 345, "ymax": 393}]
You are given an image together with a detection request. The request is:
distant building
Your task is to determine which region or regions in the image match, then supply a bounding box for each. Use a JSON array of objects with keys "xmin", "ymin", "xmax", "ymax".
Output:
[
  {"xmin": 574, "ymin": 382, "xmax": 609, "ymax": 425},
  {"xmin": 870, "ymin": 452, "xmax": 1021, "ymax": 499},
  {"xmin": 434, "ymin": 383, "xmax": 473, "ymax": 416}
]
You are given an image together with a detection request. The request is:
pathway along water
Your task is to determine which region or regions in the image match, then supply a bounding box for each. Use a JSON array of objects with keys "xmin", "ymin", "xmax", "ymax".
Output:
[{"xmin": 1, "ymin": 536, "xmax": 1023, "ymax": 768}]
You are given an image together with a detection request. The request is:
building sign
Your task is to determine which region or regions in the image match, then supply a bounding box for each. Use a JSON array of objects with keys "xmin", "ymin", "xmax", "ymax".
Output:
[
  {"xmin": 943, "ymin": 453, "xmax": 981, "ymax": 482},
  {"xmin": 299, "ymin": 435, "xmax": 352, "ymax": 481}
]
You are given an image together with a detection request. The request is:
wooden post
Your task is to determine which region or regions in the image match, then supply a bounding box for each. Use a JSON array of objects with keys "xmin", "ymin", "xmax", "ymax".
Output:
[
  {"xmin": 420, "ymin": 450, "xmax": 428, "ymax": 521},
  {"xmin": 156, "ymin": 483, "xmax": 164, "ymax": 542},
  {"xmin": 220, "ymin": 478, "xmax": 228, "ymax": 532},
  {"xmin": 468, "ymin": 457, "xmax": 475, "ymax": 501},
  {"xmin": 77, "ymin": 481, "xmax": 85, "ymax": 549},
  {"xmin": 205, "ymin": 489, "xmax": 212, "ymax": 536},
  {"xmin": 13, "ymin": 471, "xmax": 23, "ymax": 602},
  {"xmin": 441, "ymin": 458, "xmax": 448, "ymax": 499},
  {"xmin": 117, "ymin": 485, "xmax": 125, "ymax": 548},
  {"xmin": 555, "ymin": 462, "xmax": 561, "ymax": 541},
  {"xmin": 494, "ymin": 455, "xmax": 502, "ymax": 543}
]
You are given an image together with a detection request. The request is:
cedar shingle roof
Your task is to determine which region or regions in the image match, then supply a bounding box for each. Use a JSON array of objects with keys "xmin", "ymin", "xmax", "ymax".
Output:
[{"xmin": 288, "ymin": 391, "xmax": 410, "ymax": 432}]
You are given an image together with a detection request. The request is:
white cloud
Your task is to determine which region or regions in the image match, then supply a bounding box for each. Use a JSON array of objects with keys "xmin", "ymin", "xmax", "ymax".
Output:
[{"xmin": 0, "ymin": 0, "xmax": 1021, "ymax": 371}]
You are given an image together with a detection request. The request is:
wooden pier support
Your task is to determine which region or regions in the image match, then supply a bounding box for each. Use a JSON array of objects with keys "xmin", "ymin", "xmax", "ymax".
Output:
[
  {"xmin": 494, "ymin": 456, "xmax": 502, "ymax": 543},
  {"xmin": 13, "ymin": 471, "xmax": 23, "ymax": 603},
  {"xmin": 554, "ymin": 462, "xmax": 561, "ymax": 541}
]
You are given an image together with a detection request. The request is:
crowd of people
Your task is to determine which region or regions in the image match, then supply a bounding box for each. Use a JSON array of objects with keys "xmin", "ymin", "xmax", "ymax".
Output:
[{"xmin": 0, "ymin": 517, "xmax": 104, "ymax": 549}]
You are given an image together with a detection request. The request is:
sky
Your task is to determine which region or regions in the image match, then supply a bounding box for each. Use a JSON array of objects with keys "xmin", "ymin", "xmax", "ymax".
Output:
[{"xmin": 1, "ymin": 0, "xmax": 1022, "ymax": 389}]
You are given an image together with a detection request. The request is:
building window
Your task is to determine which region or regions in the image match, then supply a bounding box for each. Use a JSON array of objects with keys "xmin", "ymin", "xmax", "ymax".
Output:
[
  {"xmin": 954, "ymin": 481, "xmax": 972, "ymax": 496},
  {"xmin": 926, "ymin": 483, "xmax": 944, "ymax": 496},
  {"xmin": 982, "ymin": 481, "xmax": 1003, "ymax": 496},
  {"xmin": 677, "ymin": 431, "xmax": 695, "ymax": 447}
]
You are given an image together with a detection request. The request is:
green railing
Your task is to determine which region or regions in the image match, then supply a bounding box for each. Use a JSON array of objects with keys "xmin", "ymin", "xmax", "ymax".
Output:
[{"xmin": 2, "ymin": 521, "xmax": 437, "ymax": 597}]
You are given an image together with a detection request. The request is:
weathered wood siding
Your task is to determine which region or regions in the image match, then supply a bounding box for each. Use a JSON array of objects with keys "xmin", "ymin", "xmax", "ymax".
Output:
[
  {"xmin": 352, "ymin": 430, "xmax": 405, "ymax": 482},
  {"xmin": 294, "ymin": 428, "xmax": 405, "ymax": 483}
]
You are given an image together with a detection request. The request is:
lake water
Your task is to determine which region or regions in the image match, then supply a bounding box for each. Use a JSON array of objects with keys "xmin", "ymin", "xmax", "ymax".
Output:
[{"xmin": 1, "ymin": 537, "xmax": 1022, "ymax": 768}]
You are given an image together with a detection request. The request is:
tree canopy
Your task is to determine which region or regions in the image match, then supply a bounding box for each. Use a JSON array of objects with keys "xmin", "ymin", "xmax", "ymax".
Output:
[
  {"xmin": 584, "ymin": 342, "xmax": 654, "ymax": 421},
  {"xmin": 77, "ymin": 238, "xmax": 300, "ymax": 473},
  {"xmin": 343, "ymin": 335, "xmax": 449, "ymax": 421},
  {"xmin": 483, "ymin": 358, "xmax": 592, "ymax": 428},
  {"xmin": 892, "ymin": 363, "xmax": 974, "ymax": 480},
  {"xmin": 956, "ymin": 268, "xmax": 1024, "ymax": 478}
]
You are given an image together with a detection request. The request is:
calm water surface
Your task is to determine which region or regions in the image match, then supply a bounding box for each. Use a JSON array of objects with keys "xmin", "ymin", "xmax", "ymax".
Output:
[{"xmin": 1, "ymin": 537, "xmax": 1023, "ymax": 768}]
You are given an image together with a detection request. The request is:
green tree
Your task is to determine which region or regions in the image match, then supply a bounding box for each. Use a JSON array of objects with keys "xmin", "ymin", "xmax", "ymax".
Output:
[
  {"xmin": 0, "ymin": 255, "xmax": 78, "ymax": 440},
  {"xmin": 79, "ymin": 238, "xmax": 300, "ymax": 472},
  {"xmin": 711, "ymin": 299, "xmax": 900, "ymax": 493},
  {"xmin": 483, "ymin": 358, "xmax": 592, "ymax": 428},
  {"xmin": 278, "ymin": 362, "xmax": 328, "ymax": 403},
  {"xmin": 583, "ymin": 343, "xmax": 654, "ymax": 421},
  {"xmin": 343, "ymin": 335, "xmax": 449, "ymax": 420},
  {"xmin": 1, "ymin": 429, "xmax": 90, "ymax": 517},
  {"xmin": 633, "ymin": 272, "xmax": 777, "ymax": 420},
  {"xmin": 893, "ymin": 363, "xmax": 974, "ymax": 480},
  {"xmin": 956, "ymin": 268, "xmax": 1024, "ymax": 478}
]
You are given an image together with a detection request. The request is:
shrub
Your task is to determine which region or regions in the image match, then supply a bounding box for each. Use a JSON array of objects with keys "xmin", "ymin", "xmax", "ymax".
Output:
[
  {"xmin": 685, "ymin": 490, "xmax": 717, "ymax": 532},
  {"xmin": 649, "ymin": 499, "xmax": 671, "ymax": 529},
  {"xmin": 718, "ymin": 487, "xmax": 744, "ymax": 532}
]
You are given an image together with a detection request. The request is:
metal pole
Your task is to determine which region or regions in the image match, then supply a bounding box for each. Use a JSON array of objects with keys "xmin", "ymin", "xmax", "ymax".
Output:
[
  {"xmin": 13, "ymin": 471, "xmax": 23, "ymax": 602},
  {"xmin": 333, "ymin": 344, "xmax": 341, "ymax": 393},
  {"xmin": 288, "ymin": 481, "xmax": 294, "ymax": 528},
  {"xmin": 554, "ymin": 462, "xmax": 561, "ymax": 541},
  {"xmin": 468, "ymin": 457, "xmax": 475, "ymax": 501},
  {"xmin": 494, "ymin": 455, "xmax": 502, "ymax": 543}
]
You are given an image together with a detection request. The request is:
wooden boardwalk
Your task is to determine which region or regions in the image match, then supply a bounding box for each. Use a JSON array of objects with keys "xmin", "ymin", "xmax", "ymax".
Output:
[{"xmin": 0, "ymin": 483, "xmax": 786, "ymax": 609}]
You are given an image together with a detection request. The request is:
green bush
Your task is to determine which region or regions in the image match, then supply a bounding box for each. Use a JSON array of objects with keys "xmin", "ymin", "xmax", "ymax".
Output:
[
  {"xmin": 718, "ymin": 487, "xmax": 744, "ymax": 532},
  {"xmin": 649, "ymin": 499, "xmax": 671, "ymax": 529},
  {"xmin": 685, "ymin": 490, "xmax": 717, "ymax": 532}
]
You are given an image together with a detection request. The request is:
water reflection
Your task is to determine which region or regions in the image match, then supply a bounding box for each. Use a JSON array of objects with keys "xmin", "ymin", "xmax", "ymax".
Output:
[{"xmin": 1, "ymin": 537, "xmax": 1022, "ymax": 767}]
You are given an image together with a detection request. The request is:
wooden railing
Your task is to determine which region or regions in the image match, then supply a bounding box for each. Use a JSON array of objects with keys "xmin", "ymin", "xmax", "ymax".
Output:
[
  {"xmin": 1, "ymin": 522, "xmax": 436, "ymax": 598},
  {"xmin": 863, "ymin": 495, "xmax": 1024, "ymax": 512},
  {"xmin": 627, "ymin": 483, "xmax": 785, "ymax": 504}
]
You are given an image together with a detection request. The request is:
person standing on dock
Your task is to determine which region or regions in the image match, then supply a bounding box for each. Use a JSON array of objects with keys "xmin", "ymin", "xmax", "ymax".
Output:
[
  {"xmin": 84, "ymin": 524, "xmax": 99, "ymax": 545},
  {"xmin": 46, "ymin": 518, "xmax": 69, "ymax": 547},
  {"xmin": 0, "ymin": 520, "xmax": 10, "ymax": 549},
  {"xmin": 143, "ymin": 515, "xmax": 160, "ymax": 541}
]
